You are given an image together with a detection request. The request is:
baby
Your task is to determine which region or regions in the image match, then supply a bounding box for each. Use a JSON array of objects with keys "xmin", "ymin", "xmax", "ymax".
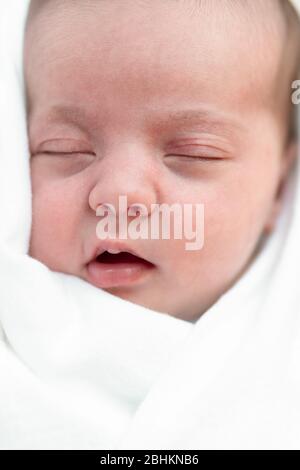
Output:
[{"xmin": 24, "ymin": 0, "xmax": 300, "ymax": 322}]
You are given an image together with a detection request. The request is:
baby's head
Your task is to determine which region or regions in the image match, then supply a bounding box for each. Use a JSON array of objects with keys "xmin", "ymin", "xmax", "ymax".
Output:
[{"xmin": 24, "ymin": 0, "xmax": 300, "ymax": 321}]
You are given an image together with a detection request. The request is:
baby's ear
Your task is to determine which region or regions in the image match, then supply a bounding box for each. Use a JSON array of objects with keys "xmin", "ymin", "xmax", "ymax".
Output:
[{"xmin": 263, "ymin": 140, "xmax": 298, "ymax": 235}]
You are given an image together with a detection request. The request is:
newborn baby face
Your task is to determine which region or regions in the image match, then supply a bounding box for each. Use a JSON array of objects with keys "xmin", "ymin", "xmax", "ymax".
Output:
[{"xmin": 25, "ymin": 0, "xmax": 295, "ymax": 321}]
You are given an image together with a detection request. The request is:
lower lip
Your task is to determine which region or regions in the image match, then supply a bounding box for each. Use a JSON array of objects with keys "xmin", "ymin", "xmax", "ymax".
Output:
[{"xmin": 86, "ymin": 259, "xmax": 155, "ymax": 288}]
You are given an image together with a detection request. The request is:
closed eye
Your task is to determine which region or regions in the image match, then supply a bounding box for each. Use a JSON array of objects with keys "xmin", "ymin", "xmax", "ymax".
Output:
[
  {"xmin": 32, "ymin": 151, "xmax": 96, "ymax": 157},
  {"xmin": 165, "ymin": 154, "xmax": 224, "ymax": 161}
]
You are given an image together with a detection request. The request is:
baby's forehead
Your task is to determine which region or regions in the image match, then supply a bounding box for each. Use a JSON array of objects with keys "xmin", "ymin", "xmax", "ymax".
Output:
[
  {"xmin": 27, "ymin": 0, "xmax": 285, "ymax": 50},
  {"xmin": 25, "ymin": 0, "xmax": 286, "ymax": 115}
]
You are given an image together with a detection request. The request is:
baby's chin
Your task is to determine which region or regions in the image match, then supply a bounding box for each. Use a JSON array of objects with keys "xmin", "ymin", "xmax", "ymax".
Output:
[{"xmin": 80, "ymin": 253, "xmax": 175, "ymax": 316}]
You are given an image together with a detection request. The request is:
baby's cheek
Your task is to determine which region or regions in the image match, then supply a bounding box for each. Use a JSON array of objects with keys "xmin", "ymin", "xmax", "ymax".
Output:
[
  {"xmin": 175, "ymin": 195, "xmax": 254, "ymax": 286},
  {"xmin": 29, "ymin": 179, "xmax": 82, "ymax": 271},
  {"xmin": 203, "ymin": 184, "xmax": 272, "ymax": 280}
]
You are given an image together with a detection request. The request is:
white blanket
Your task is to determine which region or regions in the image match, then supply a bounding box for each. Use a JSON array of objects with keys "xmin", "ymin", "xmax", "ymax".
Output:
[{"xmin": 1, "ymin": 0, "xmax": 300, "ymax": 450}]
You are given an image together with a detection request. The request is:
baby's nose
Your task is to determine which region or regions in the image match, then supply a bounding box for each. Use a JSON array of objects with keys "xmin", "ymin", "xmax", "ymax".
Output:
[{"xmin": 88, "ymin": 156, "xmax": 160, "ymax": 218}]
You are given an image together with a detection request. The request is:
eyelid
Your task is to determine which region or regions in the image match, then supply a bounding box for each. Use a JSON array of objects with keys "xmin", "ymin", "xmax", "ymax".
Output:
[
  {"xmin": 32, "ymin": 151, "xmax": 96, "ymax": 157},
  {"xmin": 164, "ymin": 152, "xmax": 225, "ymax": 161},
  {"xmin": 34, "ymin": 138, "xmax": 94, "ymax": 153},
  {"xmin": 38, "ymin": 151, "xmax": 94, "ymax": 155},
  {"xmin": 166, "ymin": 153, "xmax": 224, "ymax": 161},
  {"xmin": 165, "ymin": 145, "xmax": 224, "ymax": 155},
  {"xmin": 166, "ymin": 141, "xmax": 228, "ymax": 154}
]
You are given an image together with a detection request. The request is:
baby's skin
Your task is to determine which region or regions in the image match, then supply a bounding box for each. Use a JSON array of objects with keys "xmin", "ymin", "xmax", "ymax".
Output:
[{"xmin": 25, "ymin": 0, "xmax": 297, "ymax": 321}]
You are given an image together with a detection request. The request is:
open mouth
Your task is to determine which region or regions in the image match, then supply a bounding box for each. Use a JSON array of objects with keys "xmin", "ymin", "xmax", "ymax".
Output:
[
  {"xmin": 96, "ymin": 251, "xmax": 153, "ymax": 266},
  {"xmin": 87, "ymin": 250, "xmax": 155, "ymax": 289}
]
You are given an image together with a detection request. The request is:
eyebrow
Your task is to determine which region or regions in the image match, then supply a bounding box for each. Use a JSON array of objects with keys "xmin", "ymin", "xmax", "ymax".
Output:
[
  {"xmin": 32, "ymin": 104, "xmax": 245, "ymax": 136},
  {"xmin": 40, "ymin": 104, "xmax": 94, "ymax": 127},
  {"xmin": 153, "ymin": 108, "xmax": 245, "ymax": 134}
]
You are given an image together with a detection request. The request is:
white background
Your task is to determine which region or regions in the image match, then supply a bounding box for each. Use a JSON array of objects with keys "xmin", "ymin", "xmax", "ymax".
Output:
[{"xmin": 293, "ymin": 0, "xmax": 300, "ymax": 12}]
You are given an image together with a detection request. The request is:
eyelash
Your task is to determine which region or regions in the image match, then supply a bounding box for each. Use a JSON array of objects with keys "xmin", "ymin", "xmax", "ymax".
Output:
[
  {"xmin": 33, "ymin": 151, "xmax": 95, "ymax": 157},
  {"xmin": 165, "ymin": 154, "xmax": 222, "ymax": 161}
]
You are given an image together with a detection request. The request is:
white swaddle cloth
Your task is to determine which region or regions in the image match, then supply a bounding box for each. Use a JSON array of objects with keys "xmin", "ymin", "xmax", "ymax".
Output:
[{"xmin": 1, "ymin": 0, "xmax": 300, "ymax": 450}]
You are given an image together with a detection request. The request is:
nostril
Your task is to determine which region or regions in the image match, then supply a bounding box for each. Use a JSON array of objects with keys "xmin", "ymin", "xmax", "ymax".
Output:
[
  {"xmin": 96, "ymin": 203, "xmax": 115, "ymax": 216},
  {"xmin": 128, "ymin": 204, "xmax": 144, "ymax": 217}
]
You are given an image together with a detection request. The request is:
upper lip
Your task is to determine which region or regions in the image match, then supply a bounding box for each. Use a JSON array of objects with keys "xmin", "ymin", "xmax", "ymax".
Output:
[{"xmin": 88, "ymin": 240, "xmax": 153, "ymax": 265}]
